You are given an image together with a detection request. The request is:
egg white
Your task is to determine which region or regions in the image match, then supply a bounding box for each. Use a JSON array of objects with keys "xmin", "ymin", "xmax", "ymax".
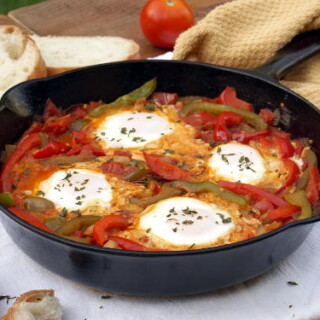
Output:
[
  {"xmin": 37, "ymin": 168, "xmax": 113, "ymax": 212},
  {"xmin": 138, "ymin": 197, "xmax": 235, "ymax": 247},
  {"xmin": 208, "ymin": 142, "xmax": 266, "ymax": 184},
  {"xmin": 93, "ymin": 111, "xmax": 174, "ymax": 149}
]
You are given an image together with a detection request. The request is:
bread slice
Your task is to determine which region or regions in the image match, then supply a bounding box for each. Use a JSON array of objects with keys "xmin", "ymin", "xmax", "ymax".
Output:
[
  {"xmin": 1, "ymin": 290, "xmax": 63, "ymax": 320},
  {"xmin": 0, "ymin": 25, "xmax": 47, "ymax": 98},
  {"xmin": 31, "ymin": 35, "xmax": 140, "ymax": 76}
]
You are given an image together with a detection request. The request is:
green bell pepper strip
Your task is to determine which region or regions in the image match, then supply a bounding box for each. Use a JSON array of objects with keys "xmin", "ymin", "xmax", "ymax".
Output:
[
  {"xmin": 0, "ymin": 192, "xmax": 15, "ymax": 207},
  {"xmin": 89, "ymin": 78, "xmax": 157, "ymax": 117},
  {"xmin": 124, "ymin": 168, "xmax": 150, "ymax": 182},
  {"xmin": 63, "ymin": 236, "xmax": 92, "ymax": 244},
  {"xmin": 44, "ymin": 216, "xmax": 67, "ymax": 232},
  {"xmin": 23, "ymin": 196, "xmax": 55, "ymax": 212},
  {"xmin": 179, "ymin": 101, "xmax": 267, "ymax": 131},
  {"xmin": 284, "ymin": 190, "xmax": 312, "ymax": 220},
  {"xmin": 130, "ymin": 182, "xmax": 182, "ymax": 205},
  {"xmin": 131, "ymin": 179, "xmax": 248, "ymax": 206},
  {"xmin": 56, "ymin": 215, "xmax": 101, "ymax": 236},
  {"xmin": 296, "ymin": 149, "xmax": 318, "ymax": 190},
  {"xmin": 171, "ymin": 180, "xmax": 248, "ymax": 207}
]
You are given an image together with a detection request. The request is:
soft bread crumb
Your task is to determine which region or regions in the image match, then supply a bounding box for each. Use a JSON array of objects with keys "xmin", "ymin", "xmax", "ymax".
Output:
[
  {"xmin": 1, "ymin": 290, "xmax": 63, "ymax": 320},
  {"xmin": 31, "ymin": 35, "xmax": 140, "ymax": 75},
  {"xmin": 0, "ymin": 25, "xmax": 47, "ymax": 99}
]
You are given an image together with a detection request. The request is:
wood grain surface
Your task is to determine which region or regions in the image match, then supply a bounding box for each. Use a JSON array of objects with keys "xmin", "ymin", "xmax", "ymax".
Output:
[{"xmin": 8, "ymin": 0, "xmax": 230, "ymax": 58}]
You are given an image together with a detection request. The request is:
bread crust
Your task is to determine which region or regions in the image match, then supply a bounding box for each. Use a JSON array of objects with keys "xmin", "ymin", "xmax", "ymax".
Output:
[
  {"xmin": 1, "ymin": 290, "xmax": 54, "ymax": 320},
  {"xmin": 41, "ymin": 37, "xmax": 140, "ymax": 76},
  {"xmin": 0, "ymin": 25, "xmax": 47, "ymax": 97}
]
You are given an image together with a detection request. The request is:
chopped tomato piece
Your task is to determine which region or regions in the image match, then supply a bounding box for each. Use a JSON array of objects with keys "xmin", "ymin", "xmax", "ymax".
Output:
[
  {"xmin": 268, "ymin": 204, "xmax": 300, "ymax": 220},
  {"xmin": 274, "ymin": 135, "xmax": 295, "ymax": 159},
  {"xmin": 182, "ymin": 112, "xmax": 217, "ymax": 130},
  {"xmin": 43, "ymin": 115, "xmax": 72, "ymax": 134},
  {"xmin": 80, "ymin": 145, "xmax": 105, "ymax": 156},
  {"xmin": 0, "ymin": 133, "xmax": 41, "ymax": 192},
  {"xmin": 306, "ymin": 165, "xmax": 320, "ymax": 204},
  {"xmin": 151, "ymin": 92, "xmax": 178, "ymax": 105},
  {"xmin": 33, "ymin": 141, "xmax": 71, "ymax": 159},
  {"xmin": 232, "ymin": 130, "xmax": 269, "ymax": 143},
  {"xmin": 69, "ymin": 106, "xmax": 87, "ymax": 120},
  {"xmin": 71, "ymin": 131, "xmax": 89, "ymax": 146},
  {"xmin": 258, "ymin": 109, "xmax": 275, "ymax": 125},
  {"xmin": 293, "ymin": 140, "xmax": 305, "ymax": 156},
  {"xmin": 143, "ymin": 152, "xmax": 190, "ymax": 181},
  {"xmin": 43, "ymin": 99, "xmax": 63, "ymax": 121},
  {"xmin": 214, "ymin": 111, "xmax": 243, "ymax": 142},
  {"xmin": 93, "ymin": 215, "xmax": 129, "ymax": 246},
  {"xmin": 101, "ymin": 161, "xmax": 126, "ymax": 176},
  {"xmin": 270, "ymin": 127, "xmax": 291, "ymax": 140},
  {"xmin": 217, "ymin": 86, "xmax": 253, "ymax": 111},
  {"xmin": 9, "ymin": 208, "xmax": 54, "ymax": 233}
]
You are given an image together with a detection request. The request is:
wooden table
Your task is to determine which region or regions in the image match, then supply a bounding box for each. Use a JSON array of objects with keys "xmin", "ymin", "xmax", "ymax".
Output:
[{"xmin": 1, "ymin": 0, "xmax": 230, "ymax": 58}]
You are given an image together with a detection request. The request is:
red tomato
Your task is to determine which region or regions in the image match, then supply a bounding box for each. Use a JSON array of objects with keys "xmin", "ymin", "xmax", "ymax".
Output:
[
  {"xmin": 217, "ymin": 87, "xmax": 253, "ymax": 112},
  {"xmin": 140, "ymin": 0, "xmax": 194, "ymax": 48}
]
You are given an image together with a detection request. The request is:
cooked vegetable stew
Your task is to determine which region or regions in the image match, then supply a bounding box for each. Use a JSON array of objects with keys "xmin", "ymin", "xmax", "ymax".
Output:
[{"xmin": 1, "ymin": 79, "xmax": 319, "ymax": 251}]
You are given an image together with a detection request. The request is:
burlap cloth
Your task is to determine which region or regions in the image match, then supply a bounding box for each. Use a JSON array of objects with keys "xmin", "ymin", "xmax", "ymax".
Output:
[{"xmin": 173, "ymin": 0, "xmax": 320, "ymax": 108}]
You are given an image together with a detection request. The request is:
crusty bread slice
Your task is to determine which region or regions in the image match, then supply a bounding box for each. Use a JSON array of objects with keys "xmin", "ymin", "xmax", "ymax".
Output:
[
  {"xmin": 31, "ymin": 35, "xmax": 140, "ymax": 76},
  {"xmin": 1, "ymin": 290, "xmax": 63, "ymax": 320},
  {"xmin": 0, "ymin": 25, "xmax": 47, "ymax": 98}
]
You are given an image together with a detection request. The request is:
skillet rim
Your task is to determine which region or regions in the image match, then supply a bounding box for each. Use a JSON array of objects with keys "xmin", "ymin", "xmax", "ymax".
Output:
[{"xmin": 1, "ymin": 59, "xmax": 320, "ymax": 257}]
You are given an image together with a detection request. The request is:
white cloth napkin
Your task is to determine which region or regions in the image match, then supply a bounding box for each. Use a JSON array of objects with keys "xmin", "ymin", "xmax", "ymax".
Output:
[
  {"xmin": 1, "ymin": 222, "xmax": 320, "ymax": 320},
  {"xmin": 1, "ymin": 52, "xmax": 320, "ymax": 320}
]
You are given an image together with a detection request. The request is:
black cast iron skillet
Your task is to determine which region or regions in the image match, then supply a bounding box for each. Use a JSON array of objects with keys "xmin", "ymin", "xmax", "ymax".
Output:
[{"xmin": 1, "ymin": 31, "xmax": 320, "ymax": 296}]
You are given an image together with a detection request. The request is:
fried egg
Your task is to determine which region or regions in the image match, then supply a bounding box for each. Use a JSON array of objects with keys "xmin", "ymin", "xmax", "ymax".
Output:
[
  {"xmin": 208, "ymin": 142, "xmax": 266, "ymax": 185},
  {"xmin": 36, "ymin": 168, "xmax": 113, "ymax": 212},
  {"xmin": 92, "ymin": 111, "xmax": 174, "ymax": 149},
  {"xmin": 137, "ymin": 197, "xmax": 235, "ymax": 248}
]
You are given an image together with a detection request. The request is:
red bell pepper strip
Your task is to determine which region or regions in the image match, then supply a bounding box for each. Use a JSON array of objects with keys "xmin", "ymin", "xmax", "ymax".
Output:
[
  {"xmin": 43, "ymin": 98, "xmax": 63, "ymax": 121},
  {"xmin": 279, "ymin": 159, "xmax": 300, "ymax": 192},
  {"xmin": 33, "ymin": 141, "xmax": 71, "ymax": 159},
  {"xmin": 151, "ymin": 92, "xmax": 178, "ymax": 105},
  {"xmin": 217, "ymin": 181, "xmax": 288, "ymax": 207},
  {"xmin": 216, "ymin": 86, "xmax": 253, "ymax": 112},
  {"xmin": 306, "ymin": 165, "xmax": 320, "ymax": 204},
  {"xmin": 21, "ymin": 122, "xmax": 42, "ymax": 140},
  {"xmin": 0, "ymin": 133, "xmax": 41, "ymax": 192},
  {"xmin": 267, "ymin": 204, "xmax": 300, "ymax": 220},
  {"xmin": 9, "ymin": 207, "xmax": 54, "ymax": 233},
  {"xmin": 232, "ymin": 130, "xmax": 269, "ymax": 144},
  {"xmin": 93, "ymin": 215, "xmax": 129, "ymax": 246},
  {"xmin": 109, "ymin": 236, "xmax": 146, "ymax": 251},
  {"xmin": 214, "ymin": 111, "xmax": 243, "ymax": 142},
  {"xmin": 274, "ymin": 135, "xmax": 295, "ymax": 159},
  {"xmin": 143, "ymin": 152, "xmax": 190, "ymax": 181},
  {"xmin": 43, "ymin": 115, "xmax": 72, "ymax": 134},
  {"xmin": 258, "ymin": 109, "xmax": 275, "ymax": 125}
]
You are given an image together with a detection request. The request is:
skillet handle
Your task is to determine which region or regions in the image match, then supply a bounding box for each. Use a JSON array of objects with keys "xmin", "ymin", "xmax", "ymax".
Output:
[{"xmin": 252, "ymin": 41, "xmax": 320, "ymax": 81}]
